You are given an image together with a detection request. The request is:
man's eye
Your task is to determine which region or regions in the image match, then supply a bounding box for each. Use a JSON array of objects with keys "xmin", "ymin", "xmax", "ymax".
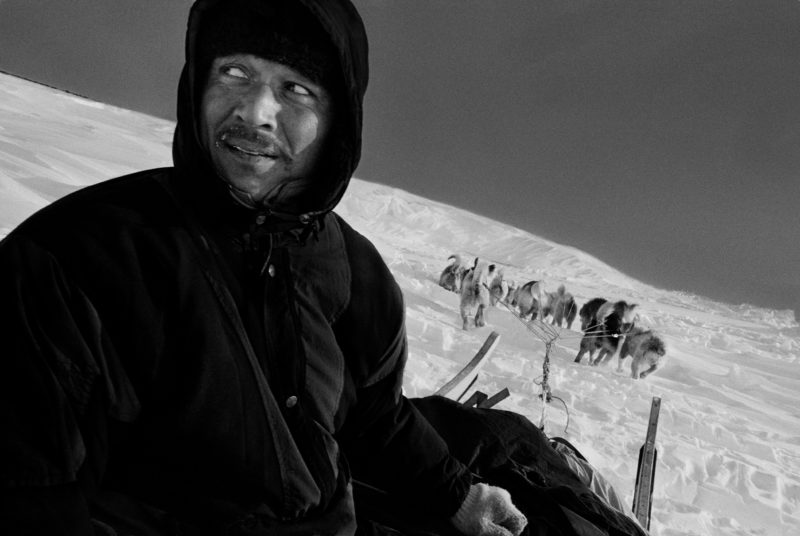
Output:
[
  {"xmin": 286, "ymin": 82, "xmax": 312, "ymax": 96},
  {"xmin": 221, "ymin": 65, "xmax": 248, "ymax": 79}
]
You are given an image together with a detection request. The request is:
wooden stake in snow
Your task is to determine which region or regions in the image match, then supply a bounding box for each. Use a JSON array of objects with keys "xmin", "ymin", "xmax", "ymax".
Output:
[{"xmin": 633, "ymin": 396, "xmax": 661, "ymax": 530}]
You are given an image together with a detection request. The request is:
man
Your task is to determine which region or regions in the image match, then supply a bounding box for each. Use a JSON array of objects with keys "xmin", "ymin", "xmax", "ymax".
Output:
[{"xmin": 0, "ymin": 1, "xmax": 526, "ymax": 534}]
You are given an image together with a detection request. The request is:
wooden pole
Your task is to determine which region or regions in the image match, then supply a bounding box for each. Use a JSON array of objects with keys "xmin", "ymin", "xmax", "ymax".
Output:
[{"xmin": 633, "ymin": 396, "xmax": 661, "ymax": 530}]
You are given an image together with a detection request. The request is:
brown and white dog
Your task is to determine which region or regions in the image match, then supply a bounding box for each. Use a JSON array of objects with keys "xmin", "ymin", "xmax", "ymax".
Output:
[
  {"xmin": 619, "ymin": 327, "xmax": 667, "ymax": 379},
  {"xmin": 438, "ymin": 254, "xmax": 471, "ymax": 293},
  {"xmin": 459, "ymin": 258, "xmax": 495, "ymax": 330},
  {"xmin": 510, "ymin": 279, "xmax": 548, "ymax": 320},
  {"xmin": 574, "ymin": 298, "xmax": 638, "ymax": 365}
]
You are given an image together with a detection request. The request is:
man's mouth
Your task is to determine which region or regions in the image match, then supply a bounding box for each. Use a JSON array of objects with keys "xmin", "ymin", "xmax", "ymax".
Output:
[
  {"xmin": 217, "ymin": 126, "xmax": 284, "ymax": 160},
  {"xmin": 225, "ymin": 140, "xmax": 279, "ymax": 158}
]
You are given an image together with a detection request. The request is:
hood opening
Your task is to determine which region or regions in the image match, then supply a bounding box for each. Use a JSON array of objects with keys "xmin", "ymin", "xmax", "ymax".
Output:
[{"xmin": 172, "ymin": 0, "xmax": 368, "ymax": 221}]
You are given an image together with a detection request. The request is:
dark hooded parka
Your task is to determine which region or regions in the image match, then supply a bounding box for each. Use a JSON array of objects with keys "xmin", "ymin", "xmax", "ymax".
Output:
[{"xmin": 0, "ymin": 0, "xmax": 471, "ymax": 534}]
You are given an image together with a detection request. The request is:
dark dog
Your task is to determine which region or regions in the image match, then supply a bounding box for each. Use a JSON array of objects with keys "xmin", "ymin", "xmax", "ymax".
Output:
[
  {"xmin": 574, "ymin": 299, "xmax": 638, "ymax": 365},
  {"xmin": 579, "ymin": 297, "xmax": 607, "ymax": 331}
]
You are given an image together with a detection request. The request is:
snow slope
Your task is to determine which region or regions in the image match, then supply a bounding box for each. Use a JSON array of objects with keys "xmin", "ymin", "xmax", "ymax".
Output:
[{"xmin": 2, "ymin": 72, "xmax": 798, "ymax": 535}]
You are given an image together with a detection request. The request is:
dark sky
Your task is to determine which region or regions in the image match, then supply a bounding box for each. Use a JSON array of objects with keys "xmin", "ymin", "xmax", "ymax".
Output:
[{"xmin": 1, "ymin": 0, "xmax": 799, "ymax": 316}]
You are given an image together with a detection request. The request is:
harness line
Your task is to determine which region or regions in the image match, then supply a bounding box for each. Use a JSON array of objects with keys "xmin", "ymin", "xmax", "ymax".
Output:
[
  {"xmin": 539, "ymin": 340, "xmax": 553, "ymax": 428},
  {"xmin": 486, "ymin": 284, "xmax": 566, "ymax": 431}
]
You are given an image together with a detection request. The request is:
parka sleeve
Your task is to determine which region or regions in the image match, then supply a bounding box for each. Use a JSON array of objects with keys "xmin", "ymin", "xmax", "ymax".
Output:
[
  {"xmin": 0, "ymin": 236, "xmax": 129, "ymax": 534},
  {"xmin": 334, "ymin": 220, "xmax": 471, "ymax": 517}
]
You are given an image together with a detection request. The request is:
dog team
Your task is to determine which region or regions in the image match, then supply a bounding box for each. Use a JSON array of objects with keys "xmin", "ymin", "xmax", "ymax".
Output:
[{"xmin": 437, "ymin": 254, "xmax": 667, "ymax": 379}]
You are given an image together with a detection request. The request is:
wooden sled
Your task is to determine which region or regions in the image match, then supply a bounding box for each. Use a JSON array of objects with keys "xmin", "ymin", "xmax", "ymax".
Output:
[
  {"xmin": 433, "ymin": 331, "xmax": 509, "ymax": 409},
  {"xmin": 433, "ymin": 331, "xmax": 501, "ymax": 403},
  {"xmin": 353, "ymin": 332, "xmax": 507, "ymax": 497},
  {"xmin": 462, "ymin": 387, "xmax": 511, "ymax": 409}
]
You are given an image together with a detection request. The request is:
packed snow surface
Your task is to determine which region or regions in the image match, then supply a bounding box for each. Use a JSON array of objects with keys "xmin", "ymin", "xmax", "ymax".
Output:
[{"xmin": 2, "ymin": 72, "xmax": 798, "ymax": 535}]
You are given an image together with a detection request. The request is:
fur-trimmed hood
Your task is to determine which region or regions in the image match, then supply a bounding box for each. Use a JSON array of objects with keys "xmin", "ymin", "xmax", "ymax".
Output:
[{"xmin": 172, "ymin": 0, "xmax": 368, "ymax": 224}]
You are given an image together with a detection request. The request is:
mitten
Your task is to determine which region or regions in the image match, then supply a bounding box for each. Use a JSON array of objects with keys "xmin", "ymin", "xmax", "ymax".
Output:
[{"xmin": 450, "ymin": 483, "xmax": 527, "ymax": 536}]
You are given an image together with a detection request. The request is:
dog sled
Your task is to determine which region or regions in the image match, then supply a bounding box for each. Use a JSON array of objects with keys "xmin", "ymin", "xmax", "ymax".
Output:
[
  {"xmin": 432, "ymin": 330, "xmax": 509, "ymax": 408},
  {"xmin": 428, "ymin": 331, "xmax": 661, "ymax": 534},
  {"xmin": 350, "ymin": 331, "xmax": 655, "ymax": 535}
]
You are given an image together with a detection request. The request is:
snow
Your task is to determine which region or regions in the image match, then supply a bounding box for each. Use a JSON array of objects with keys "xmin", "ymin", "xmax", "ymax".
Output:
[{"xmin": 2, "ymin": 71, "xmax": 799, "ymax": 535}]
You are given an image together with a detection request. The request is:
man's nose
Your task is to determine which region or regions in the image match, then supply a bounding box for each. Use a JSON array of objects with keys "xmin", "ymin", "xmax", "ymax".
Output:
[{"xmin": 236, "ymin": 84, "xmax": 280, "ymax": 128}]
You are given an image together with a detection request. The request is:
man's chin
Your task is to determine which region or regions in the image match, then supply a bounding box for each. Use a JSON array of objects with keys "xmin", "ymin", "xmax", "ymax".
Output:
[
  {"xmin": 221, "ymin": 177, "xmax": 268, "ymax": 202},
  {"xmin": 214, "ymin": 160, "xmax": 287, "ymax": 199}
]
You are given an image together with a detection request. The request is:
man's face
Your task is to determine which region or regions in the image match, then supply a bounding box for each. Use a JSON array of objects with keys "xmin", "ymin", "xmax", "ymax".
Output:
[{"xmin": 200, "ymin": 54, "xmax": 334, "ymax": 202}]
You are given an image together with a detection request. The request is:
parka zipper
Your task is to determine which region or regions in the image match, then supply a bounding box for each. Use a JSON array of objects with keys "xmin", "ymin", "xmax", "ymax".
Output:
[{"xmin": 157, "ymin": 174, "xmax": 300, "ymax": 513}]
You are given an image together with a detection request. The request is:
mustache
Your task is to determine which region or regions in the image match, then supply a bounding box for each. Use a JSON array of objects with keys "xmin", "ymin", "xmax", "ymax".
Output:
[{"xmin": 216, "ymin": 125, "xmax": 286, "ymax": 158}]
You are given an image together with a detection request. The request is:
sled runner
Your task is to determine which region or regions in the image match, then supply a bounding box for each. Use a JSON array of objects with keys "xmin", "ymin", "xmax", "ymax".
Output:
[
  {"xmin": 632, "ymin": 396, "xmax": 661, "ymax": 530},
  {"xmin": 433, "ymin": 331, "xmax": 500, "ymax": 402}
]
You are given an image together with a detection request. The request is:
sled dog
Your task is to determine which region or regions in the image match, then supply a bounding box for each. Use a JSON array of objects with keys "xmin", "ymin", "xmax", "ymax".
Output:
[
  {"xmin": 459, "ymin": 258, "xmax": 494, "ymax": 330},
  {"xmin": 511, "ymin": 280, "xmax": 548, "ymax": 320},
  {"xmin": 438, "ymin": 254, "xmax": 470, "ymax": 293},
  {"xmin": 546, "ymin": 285, "xmax": 578, "ymax": 329},
  {"xmin": 619, "ymin": 327, "xmax": 666, "ymax": 379},
  {"xmin": 579, "ymin": 297, "xmax": 607, "ymax": 331},
  {"xmin": 488, "ymin": 268, "xmax": 510, "ymax": 307},
  {"xmin": 504, "ymin": 279, "xmax": 519, "ymax": 307},
  {"xmin": 574, "ymin": 299, "xmax": 638, "ymax": 365}
]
